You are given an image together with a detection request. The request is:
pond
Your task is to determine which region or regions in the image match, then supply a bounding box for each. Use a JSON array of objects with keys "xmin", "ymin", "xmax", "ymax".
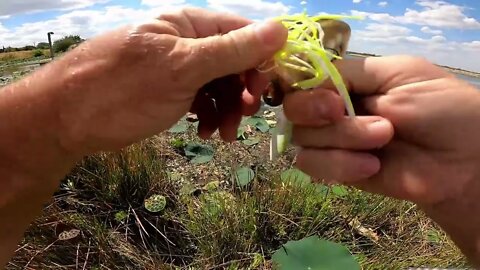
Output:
[{"xmin": 345, "ymin": 54, "xmax": 480, "ymax": 88}]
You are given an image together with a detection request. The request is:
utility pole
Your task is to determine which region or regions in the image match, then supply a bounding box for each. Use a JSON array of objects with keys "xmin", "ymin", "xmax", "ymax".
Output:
[{"xmin": 47, "ymin": 32, "xmax": 54, "ymax": 59}]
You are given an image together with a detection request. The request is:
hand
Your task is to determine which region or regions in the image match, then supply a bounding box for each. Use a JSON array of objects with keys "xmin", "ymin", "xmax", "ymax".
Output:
[
  {"xmin": 283, "ymin": 55, "xmax": 480, "ymax": 207},
  {"xmin": 44, "ymin": 7, "xmax": 287, "ymax": 156},
  {"xmin": 283, "ymin": 55, "xmax": 480, "ymax": 264}
]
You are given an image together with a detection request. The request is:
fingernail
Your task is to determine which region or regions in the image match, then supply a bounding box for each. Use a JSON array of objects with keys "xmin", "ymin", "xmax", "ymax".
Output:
[{"xmin": 360, "ymin": 155, "xmax": 380, "ymax": 177}]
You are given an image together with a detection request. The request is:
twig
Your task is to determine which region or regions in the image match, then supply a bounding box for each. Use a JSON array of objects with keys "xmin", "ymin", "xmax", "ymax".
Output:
[
  {"xmin": 82, "ymin": 239, "xmax": 91, "ymax": 270},
  {"xmin": 24, "ymin": 239, "xmax": 58, "ymax": 269},
  {"xmin": 144, "ymin": 218, "xmax": 176, "ymax": 246}
]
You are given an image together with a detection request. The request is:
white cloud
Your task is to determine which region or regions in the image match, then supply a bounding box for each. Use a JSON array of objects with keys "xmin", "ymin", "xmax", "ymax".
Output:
[
  {"xmin": 420, "ymin": 26, "xmax": 443, "ymax": 35},
  {"xmin": 206, "ymin": 0, "xmax": 290, "ymax": 19},
  {"xmin": 0, "ymin": 0, "xmax": 111, "ymax": 17},
  {"xmin": 378, "ymin": 1, "xmax": 388, "ymax": 7},
  {"xmin": 349, "ymin": 22, "xmax": 480, "ymax": 72},
  {"xmin": 140, "ymin": 0, "xmax": 186, "ymax": 7},
  {"xmin": 353, "ymin": 0, "xmax": 362, "ymax": 3},
  {"xmin": 351, "ymin": 0, "xmax": 480, "ymax": 29},
  {"xmin": 0, "ymin": 3, "xmax": 191, "ymax": 48},
  {"xmin": 462, "ymin": 40, "xmax": 480, "ymax": 52}
]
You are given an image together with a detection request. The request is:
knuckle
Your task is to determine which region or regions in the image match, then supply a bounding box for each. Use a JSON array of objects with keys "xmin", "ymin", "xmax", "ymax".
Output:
[
  {"xmin": 222, "ymin": 33, "xmax": 243, "ymax": 60},
  {"xmin": 167, "ymin": 40, "xmax": 194, "ymax": 82}
]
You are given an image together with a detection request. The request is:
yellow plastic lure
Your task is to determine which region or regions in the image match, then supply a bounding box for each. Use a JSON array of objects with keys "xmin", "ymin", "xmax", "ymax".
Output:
[{"xmin": 264, "ymin": 12, "xmax": 362, "ymax": 160}]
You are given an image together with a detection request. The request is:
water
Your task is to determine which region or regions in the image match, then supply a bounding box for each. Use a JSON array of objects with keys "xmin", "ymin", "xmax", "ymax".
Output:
[
  {"xmin": 346, "ymin": 54, "xmax": 480, "ymax": 88},
  {"xmin": 456, "ymin": 73, "xmax": 480, "ymax": 88}
]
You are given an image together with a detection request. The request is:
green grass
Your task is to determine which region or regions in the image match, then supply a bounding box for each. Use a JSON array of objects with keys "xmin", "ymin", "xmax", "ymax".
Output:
[{"xmin": 4, "ymin": 70, "xmax": 468, "ymax": 269}]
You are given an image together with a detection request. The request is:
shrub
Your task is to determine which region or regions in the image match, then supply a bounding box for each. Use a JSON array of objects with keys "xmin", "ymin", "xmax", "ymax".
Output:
[
  {"xmin": 32, "ymin": 49, "xmax": 44, "ymax": 57},
  {"xmin": 53, "ymin": 35, "xmax": 84, "ymax": 53}
]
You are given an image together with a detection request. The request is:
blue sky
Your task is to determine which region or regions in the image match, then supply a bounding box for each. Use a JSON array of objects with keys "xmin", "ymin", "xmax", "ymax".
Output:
[{"xmin": 0, "ymin": 0, "xmax": 479, "ymax": 71}]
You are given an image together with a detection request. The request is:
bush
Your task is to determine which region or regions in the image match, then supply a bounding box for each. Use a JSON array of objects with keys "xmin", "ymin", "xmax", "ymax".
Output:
[
  {"xmin": 36, "ymin": 42, "xmax": 50, "ymax": 49},
  {"xmin": 32, "ymin": 49, "xmax": 44, "ymax": 57},
  {"xmin": 53, "ymin": 35, "xmax": 84, "ymax": 53}
]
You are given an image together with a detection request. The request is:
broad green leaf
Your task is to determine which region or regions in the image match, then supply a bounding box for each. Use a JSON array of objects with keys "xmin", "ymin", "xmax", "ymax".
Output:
[
  {"xmin": 245, "ymin": 116, "xmax": 271, "ymax": 133},
  {"xmin": 281, "ymin": 169, "xmax": 311, "ymax": 186},
  {"xmin": 237, "ymin": 126, "xmax": 248, "ymax": 140},
  {"xmin": 243, "ymin": 137, "xmax": 260, "ymax": 146},
  {"xmin": 191, "ymin": 155, "xmax": 214, "ymax": 164},
  {"xmin": 144, "ymin": 194, "xmax": 167, "ymax": 213},
  {"xmin": 169, "ymin": 122, "xmax": 188, "ymax": 133},
  {"xmin": 234, "ymin": 167, "xmax": 255, "ymax": 188},
  {"xmin": 272, "ymin": 236, "xmax": 360, "ymax": 270},
  {"xmin": 256, "ymin": 120, "xmax": 271, "ymax": 133},
  {"xmin": 331, "ymin": 185, "xmax": 348, "ymax": 197},
  {"xmin": 184, "ymin": 143, "xmax": 214, "ymax": 164}
]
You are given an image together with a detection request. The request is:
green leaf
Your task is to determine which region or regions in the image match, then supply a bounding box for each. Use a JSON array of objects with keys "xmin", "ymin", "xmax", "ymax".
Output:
[
  {"xmin": 426, "ymin": 229, "xmax": 442, "ymax": 243},
  {"xmin": 191, "ymin": 155, "xmax": 214, "ymax": 164},
  {"xmin": 234, "ymin": 167, "xmax": 255, "ymax": 188},
  {"xmin": 331, "ymin": 185, "xmax": 348, "ymax": 197},
  {"xmin": 169, "ymin": 122, "xmax": 188, "ymax": 133},
  {"xmin": 114, "ymin": 211, "xmax": 128, "ymax": 223},
  {"xmin": 170, "ymin": 138, "xmax": 186, "ymax": 149},
  {"xmin": 237, "ymin": 126, "xmax": 248, "ymax": 140},
  {"xmin": 245, "ymin": 116, "xmax": 271, "ymax": 133},
  {"xmin": 272, "ymin": 236, "xmax": 360, "ymax": 270},
  {"xmin": 281, "ymin": 169, "xmax": 311, "ymax": 186},
  {"xmin": 256, "ymin": 119, "xmax": 271, "ymax": 133},
  {"xmin": 203, "ymin": 180, "xmax": 221, "ymax": 191},
  {"xmin": 243, "ymin": 137, "xmax": 260, "ymax": 146},
  {"xmin": 179, "ymin": 182, "xmax": 199, "ymax": 197},
  {"xmin": 144, "ymin": 194, "xmax": 167, "ymax": 213},
  {"xmin": 184, "ymin": 143, "xmax": 214, "ymax": 164}
]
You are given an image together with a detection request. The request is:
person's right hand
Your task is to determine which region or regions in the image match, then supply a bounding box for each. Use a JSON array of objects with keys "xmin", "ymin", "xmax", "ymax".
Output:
[{"xmin": 282, "ymin": 55, "xmax": 480, "ymax": 263}]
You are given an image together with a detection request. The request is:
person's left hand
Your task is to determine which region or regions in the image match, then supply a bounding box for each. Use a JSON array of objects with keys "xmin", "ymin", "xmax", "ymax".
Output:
[{"xmin": 41, "ymin": 7, "xmax": 287, "ymax": 156}]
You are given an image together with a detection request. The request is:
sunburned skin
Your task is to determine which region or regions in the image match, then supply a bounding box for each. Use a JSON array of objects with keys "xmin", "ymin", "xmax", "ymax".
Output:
[{"xmin": 262, "ymin": 19, "xmax": 352, "ymax": 107}]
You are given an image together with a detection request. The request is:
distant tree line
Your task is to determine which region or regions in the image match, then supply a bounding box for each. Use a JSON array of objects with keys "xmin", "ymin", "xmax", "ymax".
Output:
[{"xmin": 0, "ymin": 35, "xmax": 85, "ymax": 54}]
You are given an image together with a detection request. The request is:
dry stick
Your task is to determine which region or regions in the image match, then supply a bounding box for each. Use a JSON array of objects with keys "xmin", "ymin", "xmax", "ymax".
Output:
[
  {"xmin": 24, "ymin": 239, "xmax": 58, "ymax": 269},
  {"xmin": 131, "ymin": 206, "xmax": 149, "ymax": 249},
  {"xmin": 82, "ymin": 239, "xmax": 91, "ymax": 270}
]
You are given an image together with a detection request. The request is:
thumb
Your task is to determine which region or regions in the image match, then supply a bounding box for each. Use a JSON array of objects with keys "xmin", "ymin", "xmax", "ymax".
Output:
[{"xmin": 188, "ymin": 20, "xmax": 288, "ymax": 83}]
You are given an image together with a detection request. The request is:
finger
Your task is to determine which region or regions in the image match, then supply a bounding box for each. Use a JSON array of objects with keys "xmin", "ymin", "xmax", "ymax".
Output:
[
  {"xmin": 295, "ymin": 148, "xmax": 381, "ymax": 184},
  {"xmin": 188, "ymin": 20, "xmax": 288, "ymax": 84},
  {"xmin": 241, "ymin": 89, "xmax": 262, "ymax": 116},
  {"xmin": 283, "ymin": 88, "xmax": 346, "ymax": 126},
  {"xmin": 180, "ymin": 7, "xmax": 253, "ymax": 37},
  {"xmin": 320, "ymin": 55, "xmax": 453, "ymax": 95},
  {"xmin": 292, "ymin": 116, "xmax": 394, "ymax": 150},
  {"xmin": 214, "ymin": 75, "xmax": 244, "ymax": 141},
  {"xmin": 242, "ymin": 69, "xmax": 269, "ymax": 115},
  {"xmin": 245, "ymin": 69, "xmax": 270, "ymax": 99},
  {"xmin": 191, "ymin": 89, "xmax": 219, "ymax": 139}
]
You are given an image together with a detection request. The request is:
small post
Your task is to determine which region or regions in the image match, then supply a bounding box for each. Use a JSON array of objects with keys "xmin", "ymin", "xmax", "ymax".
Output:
[{"xmin": 47, "ymin": 32, "xmax": 54, "ymax": 59}]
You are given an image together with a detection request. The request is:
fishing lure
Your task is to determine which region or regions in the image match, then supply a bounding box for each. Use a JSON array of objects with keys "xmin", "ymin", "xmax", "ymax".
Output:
[{"xmin": 258, "ymin": 12, "xmax": 361, "ymax": 160}]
